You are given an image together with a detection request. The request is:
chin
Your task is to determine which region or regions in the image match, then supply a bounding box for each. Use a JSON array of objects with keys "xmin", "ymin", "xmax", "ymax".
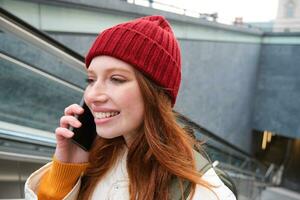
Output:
[{"xmin": 96, "ymin": 128, "xmax": 120, "ymax": 139}]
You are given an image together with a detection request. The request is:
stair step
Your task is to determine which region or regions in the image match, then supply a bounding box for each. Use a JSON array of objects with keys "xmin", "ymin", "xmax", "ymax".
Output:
[{"xmin": 260, "ymin": 187, "xmax": 300, "ymax": 200}]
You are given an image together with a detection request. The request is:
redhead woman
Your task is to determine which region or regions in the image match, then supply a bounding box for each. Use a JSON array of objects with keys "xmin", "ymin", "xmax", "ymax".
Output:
[{"xmin": 25, "ymin": 15, "xmax": 236, "ymax": 200}]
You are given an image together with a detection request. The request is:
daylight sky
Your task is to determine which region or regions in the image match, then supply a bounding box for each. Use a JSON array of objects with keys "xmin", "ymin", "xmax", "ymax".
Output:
[
  {"xmin": 180, "ymin": 0, "xmax": 280, "ymax": 24},
  {"xmin": 133, "ymin": 0, "xmax": 279, "ymax": 24}
]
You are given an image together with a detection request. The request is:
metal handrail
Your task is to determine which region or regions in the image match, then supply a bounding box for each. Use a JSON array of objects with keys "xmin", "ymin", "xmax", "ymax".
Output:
[
  {"xmin": 219, "ymin": 162, "xmax": 264, "ymax": 179},
  {"xmin": 0, "ymin": 8, "xmax": 85, "ymax": 73},
  {"xmin": 176, "ymin": 112, "xmax": 270, "ymax": 177},
  {"xmin": 0, "ymin": 52, "xmax": 85, "ymax": 92},
  {"xmin": 0, "ymin": 121, "xmax": 55, "ymax": 147}
]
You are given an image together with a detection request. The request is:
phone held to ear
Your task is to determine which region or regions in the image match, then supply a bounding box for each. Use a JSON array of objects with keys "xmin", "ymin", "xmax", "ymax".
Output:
[{"xmin": 69, "ymin": 98, "xmax": 97, "ymax": 151}]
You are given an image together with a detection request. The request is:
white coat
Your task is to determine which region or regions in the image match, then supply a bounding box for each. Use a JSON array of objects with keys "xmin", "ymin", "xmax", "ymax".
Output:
[{"xmin": 25, "ymin": 149, "xmax": 236, "ymax": 200}]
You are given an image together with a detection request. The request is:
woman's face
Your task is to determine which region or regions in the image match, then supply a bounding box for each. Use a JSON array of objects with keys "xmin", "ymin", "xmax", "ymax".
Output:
[{"xmin": 84, "ymin": 55, "xmax": 144, "ymax": 145}]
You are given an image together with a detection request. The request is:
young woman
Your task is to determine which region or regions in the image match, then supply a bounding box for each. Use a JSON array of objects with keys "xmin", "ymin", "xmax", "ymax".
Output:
[{"xmin": 25, "ymin": 15, "xmax": 236, "ymax": 200}]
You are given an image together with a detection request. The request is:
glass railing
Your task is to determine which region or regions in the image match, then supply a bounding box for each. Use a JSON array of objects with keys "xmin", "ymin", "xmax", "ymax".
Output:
[
  {"xmin": 177, "ymin": 114, "xmax": 275, "ymax": 199},
  {"xmin": 0, "ymin": 7, "xmax": 90, "ymax": 198},
  {"xmin": 0, "ymin": 8, "xmax": 87, "ymax": 139},
  {"xmin": 177, "ymin": 114, "xmax": 270, "ymax": 179}
]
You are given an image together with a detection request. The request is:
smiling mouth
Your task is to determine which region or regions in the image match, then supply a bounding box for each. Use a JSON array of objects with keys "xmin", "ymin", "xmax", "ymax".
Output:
[{"xmin": 94, "ymin": 111, "xmax": 120, "ymax": 119}]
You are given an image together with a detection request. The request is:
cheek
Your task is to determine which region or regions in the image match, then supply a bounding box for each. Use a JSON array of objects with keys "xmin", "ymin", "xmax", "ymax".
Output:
[{"xmin": 118, "ymin": 86, "xmax": 144, "ymax": 117}]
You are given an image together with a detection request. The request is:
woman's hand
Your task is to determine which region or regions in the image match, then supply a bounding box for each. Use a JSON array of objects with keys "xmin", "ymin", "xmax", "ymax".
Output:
[{"xmin": 54, "ymin": 104, "xmax": 90, "ymax": 163}]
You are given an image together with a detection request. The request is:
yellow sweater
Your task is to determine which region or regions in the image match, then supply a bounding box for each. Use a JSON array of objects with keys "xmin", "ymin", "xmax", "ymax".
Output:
[{"xmin": 37, "ymin": 157, "xmax": 89, "ymax": 200}]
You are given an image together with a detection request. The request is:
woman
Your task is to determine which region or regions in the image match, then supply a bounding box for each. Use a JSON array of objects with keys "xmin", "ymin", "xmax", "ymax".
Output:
[{"xmin": 25, "ymin": 15, "xmax": 236, "ymax": 200}]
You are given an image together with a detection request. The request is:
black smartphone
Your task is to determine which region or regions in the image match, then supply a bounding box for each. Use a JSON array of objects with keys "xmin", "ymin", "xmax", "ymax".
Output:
[{"xmin": 69, "ymin": 98, "xmax": 97, "ymax": 151}]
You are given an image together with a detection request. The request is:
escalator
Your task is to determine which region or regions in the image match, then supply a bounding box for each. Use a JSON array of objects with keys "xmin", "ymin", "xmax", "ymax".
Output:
[{"xmin": 0, "ymin": 8, "xmax": 86, "ymax": 198}]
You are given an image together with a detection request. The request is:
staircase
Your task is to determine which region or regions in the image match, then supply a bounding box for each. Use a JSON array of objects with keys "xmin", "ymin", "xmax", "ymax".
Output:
[{"xmin": 259, "ymin": 187, "xmax": 300, "ymax": 200}]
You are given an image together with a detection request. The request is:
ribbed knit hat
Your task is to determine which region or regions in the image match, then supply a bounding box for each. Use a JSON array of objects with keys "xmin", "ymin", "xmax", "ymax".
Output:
[{"xmin": 85, "ymin": 15, "xmax": 181, "ymax": 106}]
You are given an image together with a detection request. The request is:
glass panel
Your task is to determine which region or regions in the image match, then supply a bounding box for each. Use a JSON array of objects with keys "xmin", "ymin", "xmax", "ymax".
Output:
[
  {"xmin": 0, "ymin": 23, "xmax": 87, "ymax": 132},
  {"xmin": 0, "ymin": 58, "xmax": 83, "ymax": 131}
]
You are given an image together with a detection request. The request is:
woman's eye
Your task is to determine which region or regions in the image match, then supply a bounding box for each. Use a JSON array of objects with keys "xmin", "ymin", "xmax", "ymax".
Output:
[
  {"xmin": 85, "ymin": 78, "xmax": 94, "ymax": 84},
  {"xmin": 111, "ymin": 76, "xmax": 126, "ymax": 84}
]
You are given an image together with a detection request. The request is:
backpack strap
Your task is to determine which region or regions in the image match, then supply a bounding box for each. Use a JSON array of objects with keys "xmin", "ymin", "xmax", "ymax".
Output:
[
  {"xmin": 169, "ymin": 177, "xmax": 190, "ymax": 200},
  {"xmin": 169, "ymin": 150, "xmax": 212, "ymax": 200},
  {"xmin": 193, "ymin": 149, "xmax": 212, "ymax": 174}
]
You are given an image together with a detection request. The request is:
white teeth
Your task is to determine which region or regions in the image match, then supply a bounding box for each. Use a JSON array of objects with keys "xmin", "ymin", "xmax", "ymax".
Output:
[{"xmin": 94, "ymin": 112, "xmax": 119, "ymax": 119}]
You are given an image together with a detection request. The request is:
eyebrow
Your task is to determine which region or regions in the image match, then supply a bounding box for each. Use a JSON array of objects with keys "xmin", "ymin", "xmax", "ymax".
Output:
[{"xmin": 87, "ymin": 67, "xmax": 131, "ymax": 75}]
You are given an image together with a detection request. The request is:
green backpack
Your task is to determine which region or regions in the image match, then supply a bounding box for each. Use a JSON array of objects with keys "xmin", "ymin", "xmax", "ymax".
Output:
[{"xmin": 169, "ymin": 150, "xmax": 237, "ymax": 199}]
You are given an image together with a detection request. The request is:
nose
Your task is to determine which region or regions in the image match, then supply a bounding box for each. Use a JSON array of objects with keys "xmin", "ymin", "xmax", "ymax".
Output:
[{"xmin": 84, "ymin": 83, "xmax": 109, "ymax": 104}]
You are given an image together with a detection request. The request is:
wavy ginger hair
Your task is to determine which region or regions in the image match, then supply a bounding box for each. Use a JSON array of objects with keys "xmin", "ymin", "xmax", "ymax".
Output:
[{"xmin": 78, "ymin": 70, "xmax": 210, "ymax": 200}]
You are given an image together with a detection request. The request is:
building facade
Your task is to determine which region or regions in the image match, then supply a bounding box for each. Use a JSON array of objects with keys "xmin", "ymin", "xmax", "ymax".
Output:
[{"xmin": 273, "ymin": 0, "xmax": 300, "ymax": 32}]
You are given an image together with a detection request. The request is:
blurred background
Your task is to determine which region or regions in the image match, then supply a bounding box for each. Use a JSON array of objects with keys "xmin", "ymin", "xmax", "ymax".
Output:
[{"xmin": 0, "ymin": 0, "xmax": 299, "ymax": 199}]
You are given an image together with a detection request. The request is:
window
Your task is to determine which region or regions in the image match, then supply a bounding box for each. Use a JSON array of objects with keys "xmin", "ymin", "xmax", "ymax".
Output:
[{"xmin": 285, "ymin": 1, "xmax": 295, "ymax": 18}]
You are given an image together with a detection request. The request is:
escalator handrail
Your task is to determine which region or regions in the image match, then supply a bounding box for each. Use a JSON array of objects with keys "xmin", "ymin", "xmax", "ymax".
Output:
[{"xmin": 0, "ymin": 7, "xmax": 84, "ymax": 63}]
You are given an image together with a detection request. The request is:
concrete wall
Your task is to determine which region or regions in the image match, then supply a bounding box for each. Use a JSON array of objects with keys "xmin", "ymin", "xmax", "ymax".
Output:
[
  {"xmin": 254, "ymin": 33, "xmax": 300, "ymax": 139},
  {"xmin": 176, "ymin": 40, "xmax": 261, "ymax": 153}
]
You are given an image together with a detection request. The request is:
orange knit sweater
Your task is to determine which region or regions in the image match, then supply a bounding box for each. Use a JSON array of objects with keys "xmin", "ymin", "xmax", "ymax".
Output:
[{"xmin": 37, "ymin": 157, "xmax": 89, "ymax": 200}]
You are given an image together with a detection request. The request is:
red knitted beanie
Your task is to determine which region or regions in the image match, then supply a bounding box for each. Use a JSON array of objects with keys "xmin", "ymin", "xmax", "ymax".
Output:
[{"xmin": 85, "ymin": 15, "xmax": 181, "ymax": 106}]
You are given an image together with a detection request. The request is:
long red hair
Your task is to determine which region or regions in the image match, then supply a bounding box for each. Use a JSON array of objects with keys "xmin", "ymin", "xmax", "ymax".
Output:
[{"xmin": 78, "ymin": 71, "xmax": 210, "ymax": 200}]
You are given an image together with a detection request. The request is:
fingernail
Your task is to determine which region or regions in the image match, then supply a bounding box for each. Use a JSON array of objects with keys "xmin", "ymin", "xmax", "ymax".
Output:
[{"xmin": 69, "ymin": 132, "xmax": 74, "ymax": 137}]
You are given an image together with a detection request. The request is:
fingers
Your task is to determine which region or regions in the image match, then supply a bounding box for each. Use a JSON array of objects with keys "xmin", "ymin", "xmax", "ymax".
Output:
[
  {"xmin": 60, "ymin": 115, "xmax": 82, "ymax": 128},
  {"xmin": 55, "ymin": 127, "xmax": 74, "ymax": 139},
  {"xmin": 56, "ymin": 104, "xmax": 84, "ymax": 140},
  {"xmin": 64, "ymin": 104, "xmax": 84, "ymax": 116}
]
